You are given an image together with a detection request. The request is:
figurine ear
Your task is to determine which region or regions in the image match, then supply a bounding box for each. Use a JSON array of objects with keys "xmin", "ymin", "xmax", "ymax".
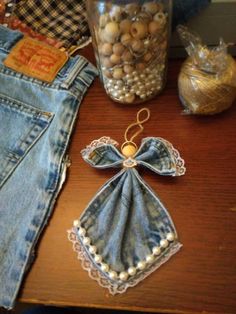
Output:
[
  {"xmin": 81, "ymin": 137, "xmax": 124, "ymax": 168},
  {"xmin": 135, "ymin": 137, "xmax": 186, "ymax": 176}
]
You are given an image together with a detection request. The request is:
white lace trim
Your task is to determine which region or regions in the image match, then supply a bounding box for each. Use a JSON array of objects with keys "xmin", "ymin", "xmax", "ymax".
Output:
[
  {"xmin": 67, "ymin": 228, "xmax": 182, "ymax": 295},
  {"xmin": 159, "ymin": 138, "xmax": 186, "ymax": 176},
  {"xmin": 81, "ymin": 136, "xmax": 119, "ymax": 159}
]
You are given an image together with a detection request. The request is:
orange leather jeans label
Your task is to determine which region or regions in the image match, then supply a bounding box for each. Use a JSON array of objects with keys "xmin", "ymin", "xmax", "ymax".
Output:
[{"xmin": 4, "ymin": 37, "xmax": 68, "ymax": 82}]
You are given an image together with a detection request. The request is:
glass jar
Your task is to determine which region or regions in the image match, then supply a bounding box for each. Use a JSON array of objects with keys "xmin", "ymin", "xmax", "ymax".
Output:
[{"xmin": 86, "ymin": 0, "xmax": 172, "ymax": 104}]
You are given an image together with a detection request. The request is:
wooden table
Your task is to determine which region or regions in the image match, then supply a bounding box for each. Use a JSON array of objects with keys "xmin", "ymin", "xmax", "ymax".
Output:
[{"xmin": 19, "ymin": 48, "xmax": 236, "ymax": 314}]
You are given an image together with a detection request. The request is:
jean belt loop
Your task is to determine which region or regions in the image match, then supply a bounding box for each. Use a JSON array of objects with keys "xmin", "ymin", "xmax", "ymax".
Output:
[{"xmin": 61, "ymin": 56, "xmax": 88, "ymax": 89}]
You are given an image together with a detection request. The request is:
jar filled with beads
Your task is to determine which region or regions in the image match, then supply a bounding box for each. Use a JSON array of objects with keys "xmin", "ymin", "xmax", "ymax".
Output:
[{"xmin": 86, "ymin": 0, "xmax": 172, "ymax": 104}]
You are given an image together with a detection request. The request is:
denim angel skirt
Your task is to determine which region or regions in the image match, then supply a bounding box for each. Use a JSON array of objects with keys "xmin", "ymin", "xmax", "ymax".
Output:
[
  {"xmin": 0, "ymin": 26, "xmax": 97, "ymax": 309},
  {"xmin": 68, "ymin": 136, "xmax": 186, "ymax": 294}
]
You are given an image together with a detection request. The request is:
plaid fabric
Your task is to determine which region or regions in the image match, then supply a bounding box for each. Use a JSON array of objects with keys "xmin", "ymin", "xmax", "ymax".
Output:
[{"xmin": 13, "ymin": 0, "xmax": 89, "ymax": 47}]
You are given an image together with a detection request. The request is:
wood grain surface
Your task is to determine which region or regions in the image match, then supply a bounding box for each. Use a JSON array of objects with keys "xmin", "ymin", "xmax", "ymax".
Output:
[{"xmin": 19, "ymin": 46, "xmax": 236, "ymax": 314}]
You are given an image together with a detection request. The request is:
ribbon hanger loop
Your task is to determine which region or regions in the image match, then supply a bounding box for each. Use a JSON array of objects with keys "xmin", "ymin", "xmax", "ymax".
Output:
[{"xmin": 122, "ymin": 108, "xmax": 151, "ymax": 158}]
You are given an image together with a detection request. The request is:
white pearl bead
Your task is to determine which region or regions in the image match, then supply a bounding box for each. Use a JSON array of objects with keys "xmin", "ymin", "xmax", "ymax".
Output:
[
  {"xmin": 160, "ymin": 239, "xmax": 169, "ymax": 248},
  {"xmin": 109, "ymin": 271, "xmax": 118, "ymax": 280},
  {"xmin": 83, "ymin": 237, "xmax": 90, "ymax": 245},
  {"xmin": 127, "ymin": 79, "xmax": 134, "ymax": 84},
  {"xmin": 101, "ymin": 263, "xmax": 109, "ymax": 272},
  {"xmin": 113, "ymin": 91, "xmax": 119, "ymax": 98},
  {"xmin": 125, "ymin": 74, "xmax": 131, "ymax": 79},
  {"xmin": 137, "ymin": 261, "xmax": 146, "ymax": 270},
  {"xmin": 152, "ymin": 246, "xmax": 161, "ymax": 256},
  {"xmin": 94, "ymin": 254, "xmax": 102, "ymax": 263},
  {"xmin": 89, "ymin": 245, "xmax": 97, "ymax": 254},
  {"xmin": 114, "ymin": 85, "xmax": 119, "ymax": 90},
  {"xmin": 140, "ymin": 74, "xmax": 146, "ymax": 79},
  {"xmin": 78, "ymin": 227, "xmax": 86, "ymax": 236},
  {"xmin": 128, "ymin": 267, "xmax": 137, "ymax": 276},
  {"xmin": 119, "ymin": 271, "xmax": 129, "ymax": 281},
  {"xmin": 167, "ymin": 232, "xmax": 175, "ymax": 242},
  {"xmin": 139, "ymin": 85, "xmax": 146, "ymax": 91},
  {"xmin": 73, "ymin": 220, "xmax": 80, "ymax": 227},
  {"xmin": 146, "ymin": 254, "xmax": 155, "ymax": 263},
  {"xmin": 132, "ymin": 71, "xmax": 137, "ymax": 76},
  {"xmin": 116, "ymin": 80, "xmax": 123, "ymax": 87},
  {"xmin": 136, "ymin": 91, "xmax": 141, "ymax": 96}
]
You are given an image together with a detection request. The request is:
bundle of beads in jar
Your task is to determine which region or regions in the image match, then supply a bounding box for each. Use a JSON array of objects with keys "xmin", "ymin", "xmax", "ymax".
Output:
[{"xmin": 87, "ymin": 1, "xmax": 171, "ymax": 104}]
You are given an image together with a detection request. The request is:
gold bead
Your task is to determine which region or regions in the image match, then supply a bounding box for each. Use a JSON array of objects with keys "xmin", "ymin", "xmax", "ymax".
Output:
[
  {"xmin": 98, "ymin": 29, "xmax": 107, "ymax": 43},
  {"xmin": 153, "ymin": 12, "xmax": 166, "ymax": 25},
  {"xmin": 120, "ymin": 19, "xmax": 132, "ymax": 34},
  {"xmin": 131, "ymin": 39, "xmax": 144, "ymax": 53},
  {"xmin": 123, "ymin": 64, "xmax": 135, "ymax": 74},
  {"xmin": 142, "ymin": 2, "xmax": 160, "ymax": 15},
  {"xmin": 99, "ymin": 14, "xmax": 110, "ymax": 28},
  {"xmin": 113, "ymin": 68, "xmax": 124, "ymax": 79},
  {"xmin": 110, "ymin": 5, "xmax": 122, "ymax": 22},
  {"xmin": 110, "ymin": 53, "xmax": 121, "ymax": 65},
  {"xmin": 104, "ymin": 22, "xmax": 120, "ymax": 43},
  {"xmin": 113, "ymin": 43, "xmax": 125, "ymax": 56},
  {"xmin": 121, "ymin": 142, "xmax": 137, "ymax": 157},
  {"xmin": 102, "ymin": 57, "xmax": 113, "ymax": 68},
  {"xmin": 131, "ymin": 22, "xmax": 148, "ymax": 39},
  {"xmin": 124, "ymin": 93, "xmax": 135, "ymax": 104},
  {"xmin": 103, "ymin": 69, "xmax": 113, "ymax": 78},
  {"xmin": 121, "ymin": 33, "xmax": 132, "ymax": 46},
  {"xmin": 121, "ymin": 49, "xmax": 133, "ymax": 62},
  {"xmin": 125, "ymin": 3, "xmax": 140, "ymax": 16},
  {"xmin": 101, "ymin": 43, "xmax": 113, "ymax": 56},
  {"xmin": 148, "ymin": 20, "xmax": 162, "ymax": 35}
]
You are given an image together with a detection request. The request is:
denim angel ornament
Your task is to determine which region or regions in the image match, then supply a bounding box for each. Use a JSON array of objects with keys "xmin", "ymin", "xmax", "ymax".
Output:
[{"xmin": 68, "ymin": 108, "xmax": 186, "ymax": 294}]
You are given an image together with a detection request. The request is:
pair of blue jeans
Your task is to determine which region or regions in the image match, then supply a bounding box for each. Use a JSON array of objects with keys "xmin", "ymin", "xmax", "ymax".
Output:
[{"xmin": 0, "ymin": 25, "xmax": 97, "ymax": 309}]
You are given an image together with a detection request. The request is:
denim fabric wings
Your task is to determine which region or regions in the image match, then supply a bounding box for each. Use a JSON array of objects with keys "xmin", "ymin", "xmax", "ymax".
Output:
[{"xmin": 68, "ymin": 136, "xmax": 185, "ymax": 294}]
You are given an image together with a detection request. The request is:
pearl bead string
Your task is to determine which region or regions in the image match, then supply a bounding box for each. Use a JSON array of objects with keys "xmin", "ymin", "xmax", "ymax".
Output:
[
  {"xmin": 73, "ymin": 219, "xmax": 175, "ymax": 282},
  {"xmin": 103, "ymin": 63, "xmax": 165, "ymax": 104}
]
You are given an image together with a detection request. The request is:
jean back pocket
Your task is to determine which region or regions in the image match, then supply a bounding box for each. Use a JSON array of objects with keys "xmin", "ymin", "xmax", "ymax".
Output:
[{"xmin": 0, "ymin": 94, "xmax": 53, "ymax": 189}]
